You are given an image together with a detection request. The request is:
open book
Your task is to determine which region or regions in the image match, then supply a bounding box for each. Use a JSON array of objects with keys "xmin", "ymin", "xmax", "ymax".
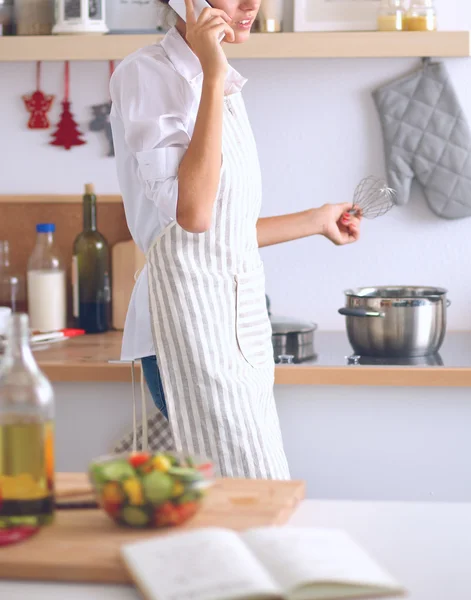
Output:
[{"xmin": 121, "ymin": 527, "xmax": 405, "ymax": 600}]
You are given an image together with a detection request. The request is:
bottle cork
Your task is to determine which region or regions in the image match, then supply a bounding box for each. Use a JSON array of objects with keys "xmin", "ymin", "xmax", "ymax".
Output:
[{"xmin": 84, "ymin": 183, "xmax": 95, "ymax": 195}]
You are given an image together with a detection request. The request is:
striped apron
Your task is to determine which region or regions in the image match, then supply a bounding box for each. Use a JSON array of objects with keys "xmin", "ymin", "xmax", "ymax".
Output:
[{"xmin": 118, "ymin": 92, "xmax": 290, "ymax": 480}]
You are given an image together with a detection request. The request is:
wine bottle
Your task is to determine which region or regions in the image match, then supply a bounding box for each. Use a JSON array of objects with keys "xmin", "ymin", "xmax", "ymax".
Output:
[{"xmin": 72, "ymin": 184, "xmax": 111, "ymax": 334}]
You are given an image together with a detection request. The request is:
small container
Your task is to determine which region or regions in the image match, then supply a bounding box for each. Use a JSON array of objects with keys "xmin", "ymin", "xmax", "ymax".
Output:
[
  {"xmin": 0, "ymin": 0, "xmax": 13, "ymax": 35},
  {"xmin": 14, "ymin": 0, "xmax": 54, "ymax": 35},
  {"xmin": 377, "ymin": 0, "xmax": 407, "ymax": 32},
  {"xmin": 259, "ymin": 0, "xmax": 283, "ymax": 32},
  {"xmin": 27, "ymin": 224, "xmax": 66, "ymax": 333},
  {"xmin": 406, "ymin": 0, "xmax": 437, "ymax": 31},
  {"xmin": 0, "ymin": 313, "xmax": 55, "ymax": 539}
]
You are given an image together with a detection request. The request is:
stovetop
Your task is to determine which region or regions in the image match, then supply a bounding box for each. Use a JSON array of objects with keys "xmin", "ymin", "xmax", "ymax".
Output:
[{"xmin": 296, "ymin": 331, "xmax": 471, "ymax": 368}]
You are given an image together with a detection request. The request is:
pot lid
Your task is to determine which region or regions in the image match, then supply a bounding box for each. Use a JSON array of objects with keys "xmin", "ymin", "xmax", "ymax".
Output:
[
  {"xmin": 345, "ymin": 286, "xmax": 448, "ymax": 299},
  {"xmin": 270, "ymin": 316, "xmax": 317, "ymax": 334}
]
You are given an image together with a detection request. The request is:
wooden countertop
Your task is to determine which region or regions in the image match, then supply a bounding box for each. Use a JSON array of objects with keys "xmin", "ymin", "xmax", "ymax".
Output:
[{"xmin": 33, "ymin": 331, "xmax": 471, "ymax": 387}]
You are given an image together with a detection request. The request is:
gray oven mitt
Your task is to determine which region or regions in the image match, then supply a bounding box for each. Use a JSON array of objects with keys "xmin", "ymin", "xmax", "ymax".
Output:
[{"xmin": 373, "ymin": 61, "xmax": 471, "ymax": 219}]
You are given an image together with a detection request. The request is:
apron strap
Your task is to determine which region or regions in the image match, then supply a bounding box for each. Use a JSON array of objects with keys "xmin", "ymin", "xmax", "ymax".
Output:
[
  {"xmin": 130, "ymin": 360, "xmax": 149, "ymax": 453},
  {"xmin": 130, "ymin": 361, "xmax": 137, "ymax": 453},
  {"xmin": 140, "ymin": 362, "xmax": 148, "ymax": 451}
]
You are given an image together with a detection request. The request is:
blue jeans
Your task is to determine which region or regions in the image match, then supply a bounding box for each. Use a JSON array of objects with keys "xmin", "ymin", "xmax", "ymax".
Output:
[{"xmin": 141, "ymin": 355, "xmax": 168, "ymax": 420}]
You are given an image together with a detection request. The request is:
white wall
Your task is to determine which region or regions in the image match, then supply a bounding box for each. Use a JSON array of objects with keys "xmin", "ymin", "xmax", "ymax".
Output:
[{"xmin": 1, "ymin": 0, "xmax": 471, "ymax": 330}]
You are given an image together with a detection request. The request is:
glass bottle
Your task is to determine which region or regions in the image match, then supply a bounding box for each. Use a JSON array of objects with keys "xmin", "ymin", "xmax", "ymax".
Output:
[
  {"xmin": 0, "ymin": 0, "xmax": 14, "ymax": 36},
  {"xmin": 0, "ymin": 241, "xmax": 28, "ymax": 314},
  {"xmin": 72, "ymin": 183, "xmax": 111, "ymax": 334},
  {"xmin": 0, "ymin": 313, "xmax": 55, "ymax": 537},
  {"xmin": 377, "ymin": 0, "xmax": 407, "ymax": 31},
  {"xmin": 406, "ymin": 0, "xmax": 437, "ymax": 31},
  {"xmin": 27, "ymin": 224, "xmax": 66, "ymax": 332}
]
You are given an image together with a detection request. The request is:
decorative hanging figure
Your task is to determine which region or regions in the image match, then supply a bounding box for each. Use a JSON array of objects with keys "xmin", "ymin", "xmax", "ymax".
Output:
[
  {"xmin": 22, "ymin": 62, "xmax": 55, "ymax": 130},
  {"xmin": 89, "ymin": 61, "xmax": 115, "ymax": 157},
  {"xmin": 50, "ymin": 61, "xmax": 86, "ymax": 151}
]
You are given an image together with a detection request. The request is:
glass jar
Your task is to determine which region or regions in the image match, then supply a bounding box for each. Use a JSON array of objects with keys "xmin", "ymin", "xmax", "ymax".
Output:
[
  {"xmin": 0, "ymin": 241, "xmax": 27, "ymax": 314},
  {"xmin": 377, "ymin": 0, "xmax": 407, "ymax": 32},
  {"xmin": 406, "ymin": 0, "xmax": 437, "ymax": 31},
  {"xmin": 14, "ymin": 0, "xmax": 54, "ymax": 35},
  {"xmin": 0, "ymin": 313, "xmax": 55, "ymax": 542},
  {"xmin": 0, "ymin": 0, "xmax": 13, "ymax": 35},
  {"xmin": 27, "ymin": 224, "xmax": 66, "ymax": 333}
]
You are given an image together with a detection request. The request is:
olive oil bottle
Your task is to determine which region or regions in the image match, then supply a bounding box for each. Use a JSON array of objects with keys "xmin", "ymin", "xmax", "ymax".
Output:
[{"xmin": 0, "ymin": 314, "xmax": 55, "ymax": 531}]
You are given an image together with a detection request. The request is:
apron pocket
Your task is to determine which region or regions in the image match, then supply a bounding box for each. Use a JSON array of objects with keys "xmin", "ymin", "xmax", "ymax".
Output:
[{"xmin": 235, "ymin": 266, "xmax": 273, "ymax": 368}]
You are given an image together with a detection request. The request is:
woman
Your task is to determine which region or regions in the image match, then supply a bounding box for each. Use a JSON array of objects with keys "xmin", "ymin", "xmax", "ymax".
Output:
[{"xmin": 110, "ymin": 0, "xmax": 361, "ymax": 479}]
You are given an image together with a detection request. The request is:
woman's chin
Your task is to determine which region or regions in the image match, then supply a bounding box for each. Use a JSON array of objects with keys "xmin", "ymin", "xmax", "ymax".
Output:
[{"xmin": 228, "ymin": 29, "xmax": 252, "ymax": 44}]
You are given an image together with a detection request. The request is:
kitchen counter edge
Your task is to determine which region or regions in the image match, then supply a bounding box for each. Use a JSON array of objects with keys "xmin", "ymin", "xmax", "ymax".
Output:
[{"xmin": 33, "ymin": 332, "xmax": 471, "ymax": 388}]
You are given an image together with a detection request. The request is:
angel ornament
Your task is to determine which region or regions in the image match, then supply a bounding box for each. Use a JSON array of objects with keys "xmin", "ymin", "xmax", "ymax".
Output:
[{"xmin": 22, "ymin": 62, "xmax": 55, "ymax": 130}]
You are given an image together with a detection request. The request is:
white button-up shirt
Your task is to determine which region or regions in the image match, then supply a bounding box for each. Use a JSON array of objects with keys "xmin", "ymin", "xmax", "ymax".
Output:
[{"xmin": 110, "ymin": 27, "xmax": 247, "ymax": 360}]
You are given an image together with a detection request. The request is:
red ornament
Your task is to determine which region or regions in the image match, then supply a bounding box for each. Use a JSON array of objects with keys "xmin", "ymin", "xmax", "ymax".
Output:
[
  {"xmin": 22, "ymin": 62, "xmax": 54, "ymax": 130},
  {"xmin": 50, "ymin": 61, "xmax": 86, "ymax": 151}
]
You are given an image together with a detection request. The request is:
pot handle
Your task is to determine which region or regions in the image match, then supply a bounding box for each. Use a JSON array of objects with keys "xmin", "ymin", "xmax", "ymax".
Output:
[
  {"xmin": 447, "ymin": 299, "xmax": 451, "ymax": 307},
  {"xmin": 338, "ymin": 308, "xmax": 385, "ymax": 318}
]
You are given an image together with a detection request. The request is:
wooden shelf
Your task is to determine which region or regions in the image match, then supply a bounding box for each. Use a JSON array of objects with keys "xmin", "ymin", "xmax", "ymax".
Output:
[
  {"xmin": 0, "ymin": 31, "xmax": 469, "ymax": 61},
  {"xmin": 0, "ymin": 194, "xmax": 122, "ymax": 204}
]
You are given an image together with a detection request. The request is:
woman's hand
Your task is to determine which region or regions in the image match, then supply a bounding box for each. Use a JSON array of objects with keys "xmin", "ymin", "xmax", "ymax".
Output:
[
  {"xmin": 183, "ymin": 0, "xmax": 235, "ymax": 82},
  {"xmin": 315, "ymin": 203, "xmax": 362, "ymax": 246}
]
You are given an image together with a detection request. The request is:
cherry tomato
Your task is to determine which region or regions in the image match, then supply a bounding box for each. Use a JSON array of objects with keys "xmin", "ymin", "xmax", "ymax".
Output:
[
  {"xmin": 128, "ymin": 452, "xmax": 151, "ymax": 468},
  {"xmin": 103, "ymin": 500, "xmax": 121, "ymax": 518},
  {"xmin": 177, "ymin": 502, "xmax": 198, "ymax": 523},
  {"xmin": 196, "ymin": 462, "xmax": 213, "ymax": 478}
]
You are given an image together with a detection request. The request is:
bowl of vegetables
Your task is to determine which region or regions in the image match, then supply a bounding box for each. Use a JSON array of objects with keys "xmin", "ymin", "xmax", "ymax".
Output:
[{"xmin": 88, "ymin": 452, "xmax": 213, "ymax": 529}]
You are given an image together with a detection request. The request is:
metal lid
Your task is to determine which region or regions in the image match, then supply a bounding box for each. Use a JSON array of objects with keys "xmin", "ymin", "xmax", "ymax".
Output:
[
  {"xmin": 270, "ymin": 316, "xmax": 317, "ymax": 335},
  {"xmin": 344, "ymin": 286, "xmax": 447, "ymax": 299}
]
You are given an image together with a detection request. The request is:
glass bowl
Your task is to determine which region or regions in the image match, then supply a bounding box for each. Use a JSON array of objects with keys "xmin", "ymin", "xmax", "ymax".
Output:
[{"xmin": 88, "ymin": 452, "xmax": 213, "ymax": 529}]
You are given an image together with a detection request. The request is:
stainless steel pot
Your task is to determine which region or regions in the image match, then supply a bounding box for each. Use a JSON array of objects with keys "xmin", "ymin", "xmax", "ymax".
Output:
[
  {"xmin": 338, "ymin": 286, "xmax": 450, "ymax": 357},
  {"xmin": 270, "ymin": 317, "xmax": 317, "ymax": 363}
]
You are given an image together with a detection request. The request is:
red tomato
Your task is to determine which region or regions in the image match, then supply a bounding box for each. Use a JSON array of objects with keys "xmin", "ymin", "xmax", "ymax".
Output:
[
  {"xmin": 196, "ymin": 463, "xmax": 213, "ymax": 478},
  {"xmin": 177, "ymin": 502, "xmax": 198, "ymax": 523},
  {"xmin": 128, "ymin": 452, "xmax": 151, "ymax": 468},
  {"xmin": 154, "ymin": 502, "xmax": 181, "ymax": 527},
  {"xmin": 103, "ymin": 500, "xmax": 121, "ymax": 518}
]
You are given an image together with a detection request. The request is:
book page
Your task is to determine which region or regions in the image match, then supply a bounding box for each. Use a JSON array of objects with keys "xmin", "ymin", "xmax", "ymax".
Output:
[
  {"xmin": 242, "ymin": 528, "xmax": 403, "ymax": 598},
  {"xmin": 121, "ymin": 527, "xmax": 280, "ymax": 600}
]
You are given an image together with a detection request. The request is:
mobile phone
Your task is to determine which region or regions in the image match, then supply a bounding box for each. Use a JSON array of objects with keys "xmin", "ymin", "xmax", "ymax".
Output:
[{"xmin": 169, "ymin": 0, "xmax": 226, "ymax": 41}]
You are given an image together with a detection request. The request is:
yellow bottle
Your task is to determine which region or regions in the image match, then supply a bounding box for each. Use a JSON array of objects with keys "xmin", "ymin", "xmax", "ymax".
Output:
[
  {"xmin": 406, "ymin": 0, "xmax": 437, "ymax": 31},
  {"xmin": 377, "ymin": 0, "xmax": 407, "ymax": 31}
]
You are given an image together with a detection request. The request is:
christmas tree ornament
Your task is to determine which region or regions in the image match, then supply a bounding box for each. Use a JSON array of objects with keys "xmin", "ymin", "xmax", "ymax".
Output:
[
  {"xmin": 22, "ymin": 62, "xmax": 55, "ymax": 130},
  {"xmin": 50, "ymin": 61, "xmax": 86, "ymax": 151},
  {"xmin": 89, "ymin": 60, "xmax": 114, "ymax": 157}
]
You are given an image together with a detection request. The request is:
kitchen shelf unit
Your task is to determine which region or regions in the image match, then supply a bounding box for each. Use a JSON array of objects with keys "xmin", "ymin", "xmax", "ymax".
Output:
[
  {"xmin": 0, "ymin": 194, "xmax": 121, "ymax": 204},
  {"xmin": 0, "ymin": 31, "xmax": 470, "ymax": 61}
]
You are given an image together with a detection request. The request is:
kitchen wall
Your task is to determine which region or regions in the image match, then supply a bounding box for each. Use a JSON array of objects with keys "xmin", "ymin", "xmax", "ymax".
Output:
[{"xmin": 1, "ymin": 0, "xmax": 471, "ymax": 330}]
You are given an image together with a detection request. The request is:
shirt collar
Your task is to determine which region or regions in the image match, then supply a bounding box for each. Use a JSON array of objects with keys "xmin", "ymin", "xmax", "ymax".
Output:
[{"xmin": 161, "ymin": 27, "xmax": 247, "ymax": 95}]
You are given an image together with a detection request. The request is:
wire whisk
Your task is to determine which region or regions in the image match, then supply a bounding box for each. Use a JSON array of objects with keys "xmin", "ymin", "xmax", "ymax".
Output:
[{"xmin": 349, "ymin": 176, "xmax": 397, "ymax": 219}]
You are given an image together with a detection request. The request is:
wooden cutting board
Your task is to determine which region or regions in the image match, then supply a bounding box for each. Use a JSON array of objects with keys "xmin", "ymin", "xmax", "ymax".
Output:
[
  {"xmin": 111, "ymin": 239, "xmax": 146, "ymax": 330},
  {"xmin": 0, "ymin": 473, "xmax": 305, "ymax": 584}
]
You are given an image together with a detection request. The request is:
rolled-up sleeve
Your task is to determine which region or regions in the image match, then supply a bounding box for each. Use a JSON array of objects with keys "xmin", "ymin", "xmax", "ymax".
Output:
[{"xmin": 110, "ymin": 55, "xmax": 192, "ymax": 220}]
